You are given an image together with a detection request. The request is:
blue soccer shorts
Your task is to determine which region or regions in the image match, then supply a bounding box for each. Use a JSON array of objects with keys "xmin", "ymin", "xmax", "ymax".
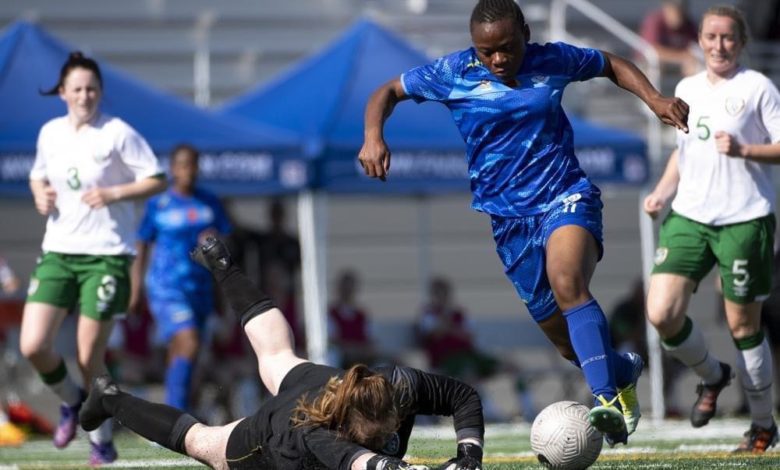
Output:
[
  {"xmin": 490, "ymin": 190, "xmax": 604, "ymax": 323},
  {"xmin": 147, "ymin": 290, "xmax": 213, "ymax": 342}
]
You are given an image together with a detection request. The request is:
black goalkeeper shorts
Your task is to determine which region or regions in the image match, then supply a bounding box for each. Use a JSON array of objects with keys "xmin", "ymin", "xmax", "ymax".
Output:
[{"xmin": 225, "ymin": 362, "xmax": 340, "ymax": 469}]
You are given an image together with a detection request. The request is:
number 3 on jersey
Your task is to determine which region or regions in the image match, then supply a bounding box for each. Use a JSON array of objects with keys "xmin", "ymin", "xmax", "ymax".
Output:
[{"xmin": 66, "ymin": 167, "xmax": 81, "ymax": 190}]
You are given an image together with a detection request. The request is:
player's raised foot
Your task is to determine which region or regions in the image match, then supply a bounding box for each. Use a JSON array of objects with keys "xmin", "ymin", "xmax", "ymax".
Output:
[
  {"xmin": 189, "ymin": 236, "xmax": 232, "ymax": 272},
  {"xmin": 733, "ymin": 423, "xmax": 778, "ymax": 453},
  {"xmin": 89, "ymin": 440, "xmax": 118, "ymax": 466},
  {"xmin": 53, "ymin": 390, "xmax": 86, "ymax": 449},
  {"xmin": 588, "ymin": 395, "xmax": 627, "ymax": 436},
  {"xmin": 0, "ymin": 422, "xmax": 27, "ymax": 447},
  {"xmin": 618, "ymin": 352, "xmax": 644, "ymax": 435},
  {"xmin": 80, "ymin": 375, "xmax": 120, "ymax": 432},
  {"xmin": 691, "ymin": 362, "xmax": 733, "ymax": 428}
]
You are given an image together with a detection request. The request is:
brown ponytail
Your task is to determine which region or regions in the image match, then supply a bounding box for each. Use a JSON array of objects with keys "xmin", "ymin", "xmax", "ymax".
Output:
[
  {"xmin": 40, "ymin": 51, "xmax": 103, "ymax": 96},
  {"xmin": 292, "ymin": 364, "xmax": 399, "ymax": 451}
]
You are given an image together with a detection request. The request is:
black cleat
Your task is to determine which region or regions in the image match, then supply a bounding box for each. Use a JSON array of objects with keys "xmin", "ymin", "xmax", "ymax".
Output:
[
  {"xmin": 189, "ymin": 236, "xmax": 232, "ymax": 272},
  {"xmin": 733, "ymin": 422, "xmax": 779, "ymax": 453},
  {"xmin": 79, "ymin": 375, "xmax": 120, "ymax": 432},
  {"xmin": 691, "ymin": 362, "xmax": 733, "ymax": 428}
]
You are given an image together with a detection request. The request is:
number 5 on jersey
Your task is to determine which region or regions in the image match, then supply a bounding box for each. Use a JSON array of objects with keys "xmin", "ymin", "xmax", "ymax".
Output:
[{"xmin": 696, "ymin": 116, "xmax": 710, "ymax": 141}]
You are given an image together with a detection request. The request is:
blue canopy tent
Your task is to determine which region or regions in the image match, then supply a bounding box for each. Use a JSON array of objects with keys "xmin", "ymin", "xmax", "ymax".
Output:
[
  {"xmin": 0, "ymin": 21, "xmax": 308, "ymax": 196},
  {"xmin": 221, "ymin": 19, "xmax": 648, "ymax": 193},
  {"xmin": 221, "ymin": 19, "xmax": 649, "ymax": 363}
]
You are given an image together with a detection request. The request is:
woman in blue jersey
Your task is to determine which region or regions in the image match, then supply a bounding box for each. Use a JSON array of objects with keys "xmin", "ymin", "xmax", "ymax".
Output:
[
  {"xmin": 131, "ymin": 144, "xmax": 231, "ymax": 412},
  {"xmin": 359, "ymin": 0, "xmax": 689, "ymax": 445}
]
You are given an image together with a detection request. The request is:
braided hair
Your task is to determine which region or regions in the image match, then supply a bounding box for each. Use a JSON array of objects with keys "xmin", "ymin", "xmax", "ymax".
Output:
[{"xmin": 470, "ymin": 0, "xmax": 525, "ymax": 28}]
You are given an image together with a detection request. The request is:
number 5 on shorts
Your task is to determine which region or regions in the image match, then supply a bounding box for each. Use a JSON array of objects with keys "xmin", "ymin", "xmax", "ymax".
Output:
[{"xmin": 732, "ymin": 259, "xmax": 749, "ymax": 287}]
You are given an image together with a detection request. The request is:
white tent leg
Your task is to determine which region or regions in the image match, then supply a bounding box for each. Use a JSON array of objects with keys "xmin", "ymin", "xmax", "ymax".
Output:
[
  {"xmin": 298, "ymin": 190, "xmax": 329, "ymax": 365},
  {"xmin": 639, "ymin": 188, "xmax": 665, "ymax": 421}
]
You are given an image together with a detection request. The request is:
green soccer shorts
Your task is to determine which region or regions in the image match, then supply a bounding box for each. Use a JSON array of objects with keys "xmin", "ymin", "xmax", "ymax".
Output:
[
  {"xmin": 26, "ymin": 252, "xmax": 132, "ymax": 320},
  {"xmin": 652, "ymin": 211, "xmax": 775, "ymax": 304}
]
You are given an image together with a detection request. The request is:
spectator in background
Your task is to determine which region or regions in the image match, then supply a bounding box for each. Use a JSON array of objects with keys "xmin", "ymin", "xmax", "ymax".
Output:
[
  {"xmin": 232, "ymin": 199, "xmax": 304, "ymax": 350},
  {"xmin": 328, "ymin": 269, "xmax": 380, "ymax": 369},
  {"xmin": 132, "ymin": 144, "xmax": 232, "ymax": 414},
  {"xmin": 0, "ymin": 257, "xmax": 25, "ymax": 447},
  {"xmin": 0, "ymin": 259, "xmax": 19, "ymax": 295},
  {"xmin": 738, "ymin": 0, "xmax": 780, "ymax": 41},
  {"xmin": 256, "ymin": 199, "xmax": 301, "ymax": 322},
  {"xmin": 20, "ymin": 51, "xmax": 165, "ymax": 465},
  {"xmin": 640, "ymin": 0, "xmax": 700, "ymax": 77},
  {"xmin": 416, "ymin": 277, "xmax": 535, "ymax": 422}
]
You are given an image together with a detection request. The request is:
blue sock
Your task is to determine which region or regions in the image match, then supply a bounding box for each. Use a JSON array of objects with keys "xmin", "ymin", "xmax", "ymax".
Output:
[
  {"xmin": 571, "ymin": 351, "xmax": 634, "ymax": 388},
  {"xmin": 613, "ymin": 352, "xmax": 635, "ymax": 388},
  {"xmin": 165, "ymin": 357, "xmax": 194, "ymax": 411},
  {"xmin": 564, "ymin": 299, "xmax": 617, "ymax": 404}
]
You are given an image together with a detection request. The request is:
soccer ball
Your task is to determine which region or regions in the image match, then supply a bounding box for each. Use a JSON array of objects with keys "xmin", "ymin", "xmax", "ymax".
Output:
[{"xmin": 530, "ymin": 401, "xmax": 603, "ymax": 470}]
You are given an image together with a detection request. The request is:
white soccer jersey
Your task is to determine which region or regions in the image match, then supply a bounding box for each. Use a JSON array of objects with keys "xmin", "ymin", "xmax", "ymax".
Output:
[
  {"xmin": 30, "ymin": 113, "xmax": 163, "ymax": 255},
  {"xmin": 671, "ymin": 68, "xmax": 780, "ymax": 225}
]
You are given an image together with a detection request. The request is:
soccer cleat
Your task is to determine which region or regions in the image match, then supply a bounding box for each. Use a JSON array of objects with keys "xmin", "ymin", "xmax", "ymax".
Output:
[
  {"xmin": 691, "ymin": 362, "xmax": 733, "ymax": 428},
  {"xmin": 89, "ymin": 440, "xmax": 118, "ymax": 466},
  {"xmin": 0, "ymin": 422, "xmax": 27, "ymax": 447},
  {"xmin": 617, "ymin": 352, "xmax": 644, "ymax": 435},
  {"xmin": 733, "ymin": 423, "xmax": 779, "ymax": 453},
  {"xmin": 189, "ymin": 236, "xmax": 232, "ymax": 272},
  {"xmin": 80, "ymin": 375, "xmax": 120, "ymax": 432},
  {"xmin": 588, "ymin": 395, "xmax": 627, "ymax": 436},
  {"xmin": 53, "ymin": 391, "xmax": 86, "ymax": 449}
]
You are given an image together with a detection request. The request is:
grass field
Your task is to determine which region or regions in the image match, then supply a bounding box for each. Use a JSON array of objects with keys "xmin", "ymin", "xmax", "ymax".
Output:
[{"xmin": 1, "ymin": 418, "xmax": 778, "ymax": 469}]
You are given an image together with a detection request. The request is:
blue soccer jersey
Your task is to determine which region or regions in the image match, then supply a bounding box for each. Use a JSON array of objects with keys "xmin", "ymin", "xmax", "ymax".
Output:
[
  {"xmin": 401, "ymin": 42, "xmax": 605, "ymax": 217},
  {"xmin": 138, "ymin": 188, "xmax": 231, "ymax": 299}
]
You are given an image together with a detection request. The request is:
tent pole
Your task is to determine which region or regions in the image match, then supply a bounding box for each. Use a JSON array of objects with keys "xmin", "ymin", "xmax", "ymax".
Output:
[
  {"xmin": 640, "ymin": 188, "xmax": 665, "ymax": 422},
  {"xmin": 298, "ymin": 190, "xmax": 329, "ymax": 364}
]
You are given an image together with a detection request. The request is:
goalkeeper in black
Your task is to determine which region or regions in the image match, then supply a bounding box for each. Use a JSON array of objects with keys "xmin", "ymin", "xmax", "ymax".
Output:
[{"xmin": 79, "ymin": 237, "xmax": 485, "ymax": 470}]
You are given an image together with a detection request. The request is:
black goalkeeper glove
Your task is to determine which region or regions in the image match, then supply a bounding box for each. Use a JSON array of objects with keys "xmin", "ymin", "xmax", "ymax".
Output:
[
  {"xmin": 366, "ymin": 455, "xmax": 429, "ymax": 470},
  {"xmin": 436, "ymin": 442, "xmax": 483, "ymax": 470}
]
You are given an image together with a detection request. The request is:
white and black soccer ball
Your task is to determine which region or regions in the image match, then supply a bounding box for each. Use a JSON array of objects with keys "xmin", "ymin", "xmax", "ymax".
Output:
[{"xmin": 530, "ymin": 400, "xmax": 603, "ymax": 470}]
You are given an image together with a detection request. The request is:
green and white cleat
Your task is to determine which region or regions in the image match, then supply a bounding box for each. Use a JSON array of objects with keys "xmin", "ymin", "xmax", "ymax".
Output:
[
  {"xmin": 618, "ymin": 352, "xmax": 644, "ymax": 435},
  {"xmin": 589, "ymin": 395, "xmax": 627, "ymax": 436}
]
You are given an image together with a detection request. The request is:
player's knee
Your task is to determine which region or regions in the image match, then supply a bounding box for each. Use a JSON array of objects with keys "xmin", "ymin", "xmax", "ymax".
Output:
[
  {"xmin": 19, "ymin": 337, "xmax": 51, "ymax": 361},
  {"xmin": 549, "ymin": 272, "xmax": 588, "ymax": 308},
  {"xmin": 645, "ymin": 304, "xmax": 683, "ymax": 337}
]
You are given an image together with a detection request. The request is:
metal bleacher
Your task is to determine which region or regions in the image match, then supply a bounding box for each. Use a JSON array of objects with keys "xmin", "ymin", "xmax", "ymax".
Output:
[{"xmin": 3, "ymin": 0, "xmax": 778, "ymax": 115}]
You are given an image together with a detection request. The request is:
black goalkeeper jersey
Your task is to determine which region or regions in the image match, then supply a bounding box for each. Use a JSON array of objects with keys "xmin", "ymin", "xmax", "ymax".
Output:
[{"xmin": 225, "ymin": 362, "xmax": 484, "ymax": 470}]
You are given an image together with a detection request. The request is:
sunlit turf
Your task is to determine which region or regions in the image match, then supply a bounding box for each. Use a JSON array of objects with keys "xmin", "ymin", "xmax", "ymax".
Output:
[{"xmin": 1, "ymin": 419, "xmax": 778, "ymax": 469}]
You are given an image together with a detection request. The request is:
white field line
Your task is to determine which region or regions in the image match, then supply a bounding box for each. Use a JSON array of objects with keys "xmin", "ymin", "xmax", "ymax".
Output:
[
  {"xmin": 412, "ymin": 418, "xmax": 756, "ymax": 442},
  {"xmin": 484, "ymin": 443, "xmax": 778, "ymax": 459}
]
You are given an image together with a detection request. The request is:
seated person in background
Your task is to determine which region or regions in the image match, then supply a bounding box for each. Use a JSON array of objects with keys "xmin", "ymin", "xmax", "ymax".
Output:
[
  {"xmin": 640, "ymin": 0, "xmax": 700, "ymax": 77},
  {"xmin": 79, "ymin": 238, "xmax": 485, "ymax": 470},
  {"xmin": 416, "ymin": 277, "xmax": 535, "ymax": 422},
  {"xmin": 328, "ymin": 269, "xmax": 381, "ymax": 368},
  {"xmin": 0, "ymin": 256, "xmax": 26, "ymax": 447}
]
